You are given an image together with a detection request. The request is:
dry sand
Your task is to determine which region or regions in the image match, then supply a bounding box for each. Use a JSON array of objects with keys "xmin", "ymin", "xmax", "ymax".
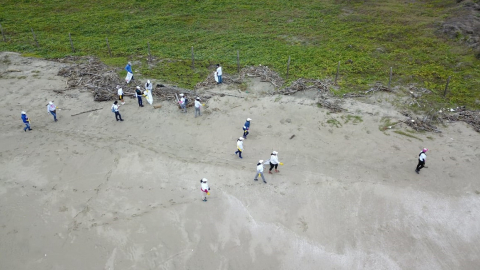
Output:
[{"xmin": 0, "ymin": 52, "xmax": 479, "ymax": 270}]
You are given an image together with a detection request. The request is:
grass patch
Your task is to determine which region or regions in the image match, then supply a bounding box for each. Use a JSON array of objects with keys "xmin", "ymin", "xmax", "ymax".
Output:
[
  {"xmin": 342, "ymin": 114, "xmax": 363, "ymax": 124},
  {"xmin": 393, "ymin": 130, "xmax": 423, "ymax": 141},
  {"xmin": 327, "ymin": 118, "xmax": 342, "ymax": 128},
  {"xmin": 0, "ymin": 0, "xmax": 478, "ymax": 108},
  {"xmin": 426, "ymin": 136, "xmax": 434, "ymax": 140},
  {"xmin": 274, "ymin": 95, "xmax": 282, "ymax": 102},
  {"xmin": 379, "ymin": 117, "xmax": 400, "ymax": 131}
]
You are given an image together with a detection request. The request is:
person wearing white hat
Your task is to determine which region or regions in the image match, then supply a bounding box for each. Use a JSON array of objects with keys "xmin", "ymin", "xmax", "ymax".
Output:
[
  {"xmin": 21, "ymin": 111, "xmax": 32, "ymax": 132},
  {"xmin": 254, "ymin": 160, "xmax": 267, "ymax": 183},
  {"xmin": 415, "ymin": 148, "xmax": 428, "ymax": 174},
  {"xmin": 235, "ymin": 137, "xmax": 244, "ymax": 159},
  {"xmin": 179, "ymin": 93, "xmax": 187, "ymax": 113},
  {"xmin": 135, "ymin": 86, "xmax": 144, "ymax": 107},
  {"xmin": 194, "ymin": 97, "xmax": 202, "ymax": 117},
  {"xmin": 200, "ymin": 178, "xmax": 210, "ymax": 202},
  {"xmin": 268, "ymin": 151, "xmax": 280, "ymax": 174},
  {"xmin": 145, "ymin": 80, "xmax": 153, "ymax": 92},
  {"xmin": 117, "ymin": 85, "xmax": 125, "ymax": 105},
  {"xmin": 243, "ymin": 118, "xmax": 252, "ymax": 139},
  {"xmin": 46, "ymin": 101, "xmax": 57, "ymax": 122}
]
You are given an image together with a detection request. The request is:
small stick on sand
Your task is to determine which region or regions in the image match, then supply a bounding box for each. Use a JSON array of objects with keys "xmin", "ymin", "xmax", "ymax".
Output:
[{"xmin": 71, "ymin": 108, "xmax": 102, "ymax": 116}]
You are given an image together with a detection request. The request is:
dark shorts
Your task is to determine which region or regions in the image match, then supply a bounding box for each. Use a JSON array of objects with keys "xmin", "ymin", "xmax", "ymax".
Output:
[{"xmin": 119, "ymin": 95, "xmax": 123, "ymax": 100}]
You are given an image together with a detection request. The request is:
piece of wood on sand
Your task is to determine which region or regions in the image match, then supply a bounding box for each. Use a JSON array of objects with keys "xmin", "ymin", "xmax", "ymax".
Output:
[
  {"xmin": 71, "ymin": 108, "xmax": 102, "ymax": 116},
  {"xmin": 153, "ymin": 104, "xmax": 162, "ymax": 109}
]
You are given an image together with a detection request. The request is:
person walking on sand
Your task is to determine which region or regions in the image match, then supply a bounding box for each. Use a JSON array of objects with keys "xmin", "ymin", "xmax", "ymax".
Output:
[
  {"xmin": 21, "ymin": 111, "xmax": 32, "ymax": 132},
  {"xmin": 415, "ymin": 148, "xmax": 428, "ymax": 174},
  {"xmin": 268, "ymin": 151, "xmax": 280, "ymax": 174},
  {"xmin": 135, "ymin": 86, "xmax": 144, "ymax": 107},
  {"xmin": 200, "ymin": 178, "xmax": 210, "ymax": 202},
  {"xmin": 111, "ymin": 101, "xmax": 124, "ymax": 121},
  {"xmin": 179, "ymin": 93, "xmax": 187, "ymax": 113},
  {"xmin": 243, "ymin": 118, "xmax": 251, "ymax": 139},
  {"xmin": 194, "ymin": 97, "xmax": 202, "ymax": 117},
  {"xmin": 254, "ymin": 160, "xmax": 267, "ymax": 183},
  {"xmin": 216, "ymin": 64, "xmax": 222, "ymax": 84},
  {"xmin": 117, "ymin": 85, "xmax": 125, "ymax": 105},
  {"xmin": 235, "ymin": 137, "xmax": 244, "ymax": 158},
  {"xmin": 125, "ymin": 62, "xmax": 134, "ymax": 83},
  {"xmin": 145, "ymin": 80, "xmax": 153, "ymax": 92},
  {"xmin": 47, "ymin": 101, "xmax": 57, "ymax": 122}
]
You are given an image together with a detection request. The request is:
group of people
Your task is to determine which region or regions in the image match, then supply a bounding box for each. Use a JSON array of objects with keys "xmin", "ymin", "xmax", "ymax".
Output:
[
  {"xmin": 21, "ymin": 101, "xmax": 58, "ymax": 132},
  {"xmin": 19, "ymin": 61, "xmax": 430, "ymax": 204},
  {"xmin": 233, "ymin": 118, "xmax": 283, "ymax": 185}
]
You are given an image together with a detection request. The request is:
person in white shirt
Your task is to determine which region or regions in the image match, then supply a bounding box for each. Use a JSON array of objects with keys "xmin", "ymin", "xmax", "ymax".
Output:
[
  {"xmin": 179, "ymin": 93, "xmax": 186, "ymax": 113},
  {"xmin": 47, "ymin": 101, "xmax": 57, "ymax": 122},
  {"xmin": 216, "ymin": 64, "xmax": 222, "ymax": 84},
  {"xmin": 235, "ymin": 137, "xmax": 244, "ymax": 159},
  {"xmin": 254, "ymin": 160, "xmax": 267, "ymax": 183},
  {"xmin": 268, "ymin": 151, "xmax": 280, "ymax": 174},
  {"xmin": 145, "ymin": 80, "xmax": 153, "ymax": 92},
  {"xmin": 194, "ymin": 97, "xmax": 202, "ymax": 117},
  {"xmin": 111, "ymin": 101, "xmax": 124, "ymax": 121},
  {"xmin": 117, "ymin": 85, "xmax": 125, "ymax": 105},
  {"xmin": 415, "ymin": 148, "xmax": 428, "ymax": 174},
  {"xmin": 200, "ymin": 178, "xmax": 210, "ymax": 202}
]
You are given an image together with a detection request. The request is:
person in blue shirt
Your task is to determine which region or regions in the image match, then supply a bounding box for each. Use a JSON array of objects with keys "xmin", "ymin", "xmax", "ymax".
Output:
[
  {"xmin": 21, "ymin": 111, "xmax": 32, "ymax": 132},
  {"xmin": 125, "ymin": 62, "xmax": 134, "ymax": 82},
  {"xmin": 243, "ymin": 118, "xmax": 251, "ymax": 139}
]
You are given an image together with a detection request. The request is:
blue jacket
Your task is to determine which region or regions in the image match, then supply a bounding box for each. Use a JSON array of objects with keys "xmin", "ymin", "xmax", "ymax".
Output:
[
  {"xmin": 21, "ymin": 114, "xmax": 29, "ymax": 123},
  {"xmin": 125, "ymin": 63, "xmax": 133, "ymax": 74},
  {"xmin": 244, "ymin": 121, "xmax": 250, "ymax": 129}
]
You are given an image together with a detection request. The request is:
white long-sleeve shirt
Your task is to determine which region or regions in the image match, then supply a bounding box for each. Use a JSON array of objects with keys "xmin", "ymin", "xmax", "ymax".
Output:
[
  {"xmin": 201, "ymin": 182, "xmax": 209, "ymax": 192},
  {"xmin": 270, "ymin": 154, "xmax": 279, "ymax": 165},
  {"xmin": 117, "ymin": 88, "xmax": 123, "ymax": 96},
  {"xmin": 419, "ymin": 152, "xmax": 426, "ymax": 162},
  {"xmin": 145, "ymin": 82, "xmax": 152, "ymax": 91},
  {"xmin": 195, "ymin": 100, "xmax": 202, "ymax": 108},
  {"xmin": 179, "ymin": 97, "xmax": 185, "ymax": 105},
  {"xmin": 47, "ymin": 104, "xmax": 56, "ymax": 112},
  {"xmin": 112, "ymin": 104, "xmax": 119, "ymax": 112},
  {"xmin": 216, "ymin": 66, "xmax": 222, "ymax": 76},
  {"xmin": 237, "ymin": 140, "xmax": 243, "ymax": 151},
  {"xmin": 256, "ymin": 163, "xmax": 264, "ymax": 173}
]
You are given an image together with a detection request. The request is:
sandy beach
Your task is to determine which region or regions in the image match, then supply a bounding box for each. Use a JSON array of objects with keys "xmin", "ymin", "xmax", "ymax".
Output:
[{"xmin": 0, "ymin": 52, "xmax": 479, "ymax": 270}]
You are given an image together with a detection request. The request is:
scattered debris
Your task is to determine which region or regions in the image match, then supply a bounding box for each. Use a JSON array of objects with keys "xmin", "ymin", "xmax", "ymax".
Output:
[{"xmin": 278, "ymin": 78, "xmax": 332, "ymax": 95}]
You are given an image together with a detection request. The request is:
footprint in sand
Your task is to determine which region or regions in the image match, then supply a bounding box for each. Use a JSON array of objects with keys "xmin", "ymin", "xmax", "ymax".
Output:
[{"xmin": 297, "ymin": 217, "xmax": 308, "ymax": 232}]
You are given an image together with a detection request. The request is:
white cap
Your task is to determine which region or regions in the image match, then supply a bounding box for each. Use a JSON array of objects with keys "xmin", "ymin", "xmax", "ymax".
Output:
[
  {"xmin": 247, "ymin": 118, "xmax": 252, "ymax": 121},
  {"xmin": 202, "ymin": 178, "xmax": 208, "ymax": 182},
  {"xmin": 239, "ymin": 137, "xmax": 244, "ymax": 141},
  {"xmin": 49, "ymin": 101, "xmax": 53, "ymax": 105},
  {"xmin": 147, "ymin": 80, "xmax": 150, "ymax": 84},
  {"xmin": 116, "ymin": 85, "xmax": 120, "ymax": 89},
  {"xmin": 259, "ymin": 160, "xmax": 264, "ymax": 163},
  {"xmin": 273, "ymin": 151, "xmax": 278, "ymax": 155},
  {"xmin": 136, "ymin": 86, "xmax": 140, "ymax": 89},
  {"xmin": 179, "ymin": 93, "xmax": 184, "ymax": 97},
  {"xmin": 196, "ymin": 97, "xmax": 200, "ymax": 100},
  {"xmin": 128, "ymin": 62, "xmax": 132, "ymax": 65},
  {"xmin": 21, "ymin": 111, "xmax": 26, "ymax": 114}
]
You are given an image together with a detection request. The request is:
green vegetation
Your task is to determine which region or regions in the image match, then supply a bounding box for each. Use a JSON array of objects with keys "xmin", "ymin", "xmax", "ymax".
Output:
[
  {"xmin": 0, "ymin": 0, "xmax": 479, "ymax": 108},
  {"xmin": 327, "ymin": 118, "xmax": 342, "ymax": 128},
  {"xmin": 342, "ymin": 114, "xmax": 363, "ymax": 124},
  {"xmin": 379, "ymin": 117, "xmax": 399, "ymax": 131},
  {"xmin": 394, "ymin": 130, "xmax": 423, "ymax": 141}
]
